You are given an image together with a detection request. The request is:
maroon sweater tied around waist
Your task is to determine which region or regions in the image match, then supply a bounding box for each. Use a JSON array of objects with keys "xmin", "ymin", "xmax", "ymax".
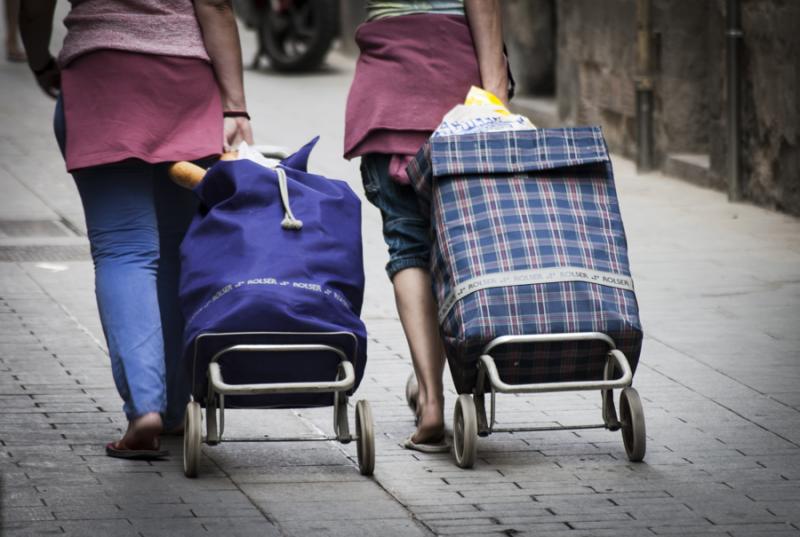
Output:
[{"xmin": 343, "ymin": 14, "xmax": 481, "ymax": 184}]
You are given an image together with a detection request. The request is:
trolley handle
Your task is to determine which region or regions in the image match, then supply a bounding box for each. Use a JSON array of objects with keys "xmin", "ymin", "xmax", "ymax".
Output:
[
  {"xmin": 483, "ymin": 331, "xmax": 617, "ymax": 354},
  {"xmin": 208, "ymin": 343, "xmax": 355, "ymax": 396},
  {"xmin": 479, "ymin": 349, "xmax": 633, "ymax": 395}
]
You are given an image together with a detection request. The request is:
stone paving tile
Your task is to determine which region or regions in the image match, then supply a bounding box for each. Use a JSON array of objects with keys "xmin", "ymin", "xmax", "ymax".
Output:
[
  {"xmin": 741, "ymin": 484, "xmax": 800, "ymax": 502},
  {"xmin": 1, "ymin": 505, "xmax": 56, "ymax": 523},
  {"xmin": 1, "ymin": 487, "xmax": 44, "ymax": 509},
  {"xmin": 240, "ymin": 480, "xmax": 393, "ymax": 503},
  {"xmin": 205, "ymin": 438, "xmax": 352, "ymax": 466},
  {"xmin": 650, "ymin": 523, "xmax": 794, "ymax": 535},
  {"xmin": 512, "ymin": 531, "xmax": 667, "ymax": 537},
  {"xmin": 225, "ymin": 464, "xmax": 365, "ymax": 484},
  {"xmin": 1, "ymin": 523, "xmax": 71, "ymax": 537},
  {"xmin": 200, "ymin": 518, "xmax": 285, "ymax": 537},
  {"xmin": 250, "ymin": 498, "xmax": 418, "ymax": 522},
  {"xmin": 50, "ymin": 503, "xmax": 129, "ymax": 521},
  {"xmin": 451, "ymin": 523, "xmax": 573, "ymax": 536},
  {"xmin": 187, "ymin": 503, "xmax": 264, "ymax": 518},
  {"xmin": 276, "ymin": 518, "xmax": 430, "ymax": 537},
  {"xmin": 726, "ymin": 531, "xmax": 800, "ymax": 537},
  {"xmin": 38, "ymin": 491, "xmax": 183, "ymax": 508}
]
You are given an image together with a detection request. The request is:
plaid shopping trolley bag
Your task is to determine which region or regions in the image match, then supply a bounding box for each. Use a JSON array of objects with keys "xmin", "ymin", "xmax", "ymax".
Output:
[{"xmin": 407, "ymin": 126, "xmax": 643, "ymax": 394}]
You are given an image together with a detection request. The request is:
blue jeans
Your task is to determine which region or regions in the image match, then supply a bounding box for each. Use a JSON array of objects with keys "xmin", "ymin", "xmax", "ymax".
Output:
[
  {"xmin": 55, "ymin": 98, "xmax": 199, "ymax": 429},
  {"xmin": 360, "ymin": 154, "xmax": 431, "ymax": 279}
]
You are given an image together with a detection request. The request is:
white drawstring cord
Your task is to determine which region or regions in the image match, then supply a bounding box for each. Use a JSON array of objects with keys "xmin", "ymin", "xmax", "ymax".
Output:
[{"xmin": 276, "ymin": 166, "xmax": 303, "ymax": 230}]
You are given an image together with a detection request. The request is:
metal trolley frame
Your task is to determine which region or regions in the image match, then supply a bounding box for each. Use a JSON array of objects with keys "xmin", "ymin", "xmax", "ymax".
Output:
[
  {"xmin": 407, "ymin": 331, "xmax": 645, "ymax": 468},
  {"xmin": 183, "ymin": 332, "xmax": 374, "ymax": 477}
]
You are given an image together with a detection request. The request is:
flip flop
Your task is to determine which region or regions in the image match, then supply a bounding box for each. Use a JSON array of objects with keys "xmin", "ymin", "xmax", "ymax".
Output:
[
  {"xmin": 106, "ymin": 422, "xmax": 169, "ymax": 460},
  {"xmin": 105, "ymin": 441, "xmax": 169, "ymax": 460},
  {"xmin": 402, "ymin": 436, "xmax": 451, "ymax": 454}
]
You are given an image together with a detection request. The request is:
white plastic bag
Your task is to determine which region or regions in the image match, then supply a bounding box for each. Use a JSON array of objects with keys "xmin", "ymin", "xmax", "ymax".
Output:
[
  {"xmin": 433, "ymin": 86, "xmax": 536, "ymax": 137},
  {"xmin": 235, "ymin": 141, "xmax": 285, "ymax": 169}
]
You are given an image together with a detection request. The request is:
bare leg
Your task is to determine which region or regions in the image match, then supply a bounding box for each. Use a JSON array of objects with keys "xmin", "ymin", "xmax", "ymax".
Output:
[
  {"xmin": 5, "ymin": 0, "xmax": 27, "ymax": 61},
  {"xmin": 393, "ymin": 267, "xmax": 446, "ymax": 444}
]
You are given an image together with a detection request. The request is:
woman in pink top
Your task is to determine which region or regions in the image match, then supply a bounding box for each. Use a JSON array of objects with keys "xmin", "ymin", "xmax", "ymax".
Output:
[
  {"xmin": 345, "ymin": 1, "xmax": 511, "ymax": 452},
  {"xmin": 19, "ymin": 0, "xmax": 253, "ymax": 459}
]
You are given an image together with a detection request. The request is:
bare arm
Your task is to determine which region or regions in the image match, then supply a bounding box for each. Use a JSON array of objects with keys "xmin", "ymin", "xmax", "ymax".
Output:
[
  {"xmin": 194, "ymin": 0, "xmax": 254, "ymax": 149},
  {"xmin": 464, "ymin": 0, "xmax": 509, "ymax": 105},
  {"xmin": 18, "ymin": 0, "xmax": 60, "ymax": 98}
]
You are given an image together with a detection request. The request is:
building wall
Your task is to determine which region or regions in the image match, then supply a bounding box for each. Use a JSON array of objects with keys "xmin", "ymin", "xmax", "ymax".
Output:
[
  {"xmin": 652, "ymin": 1, "xmax": 719, "ymax": 159},
  {"xmin": 501, "ymin": 0, "xmax": 556, "ymax": 96},
  {"xmin": 738, "ymin": 0, "xmax": 799, "ymax": 214},
  {"xmin": 549, "ymin": 0, "xmax": 799, "ymax": 215},
  {"xmin": 555, "ymin": 0, "xmax": 637, "ymax": 157}
]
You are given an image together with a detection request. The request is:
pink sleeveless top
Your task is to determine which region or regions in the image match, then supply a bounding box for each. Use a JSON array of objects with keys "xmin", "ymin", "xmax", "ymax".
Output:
[{"xmin": 58, "ymin": 0, "xmax": 209, "ymax": 68}]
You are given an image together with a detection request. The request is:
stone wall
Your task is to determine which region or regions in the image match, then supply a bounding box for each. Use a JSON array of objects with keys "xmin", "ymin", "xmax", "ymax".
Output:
[
  {"xmin": 501, "ymin": 0, "xmax": 556, "ymax": 96},
  {"xmin": 550, "ymin": 0, "xmax": 798, "ymax": 215},
  {"xmin": 738, "ymin": 0, "xmax": 799, "ymax": 214},
  {"xmin": 555, "ymin": 0, "xmax": 638, "ymax": 157},
  {"xmin": 652, "ymin": 1, "xmax": 720, "ymax": 159}
]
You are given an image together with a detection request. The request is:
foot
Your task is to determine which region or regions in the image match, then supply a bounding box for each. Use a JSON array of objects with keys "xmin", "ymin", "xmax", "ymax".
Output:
[
  {"xmin": 106, "ymin": 412, "xmax": 167, "ymax": 459},
  {"xmin": 410, "ymin": 396, "xmax": 445, "ymax": 445}
]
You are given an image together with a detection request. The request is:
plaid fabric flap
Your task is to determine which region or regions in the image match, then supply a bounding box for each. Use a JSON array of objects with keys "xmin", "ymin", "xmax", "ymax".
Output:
[{"xmin": 429, "ymin": 126, "xmax": 609, "ymax": 178}]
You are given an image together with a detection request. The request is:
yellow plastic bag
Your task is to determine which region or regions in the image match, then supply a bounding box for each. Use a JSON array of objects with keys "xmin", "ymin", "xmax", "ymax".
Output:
[{"xmin": 463, "ymin": 86, "xmax": 511, "ymax": 115}]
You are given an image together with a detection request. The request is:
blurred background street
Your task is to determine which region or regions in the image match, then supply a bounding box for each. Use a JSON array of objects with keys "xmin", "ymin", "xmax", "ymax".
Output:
[{"xmin": 1, "ymin": 3, "xmax": 799, "ymax": 537}]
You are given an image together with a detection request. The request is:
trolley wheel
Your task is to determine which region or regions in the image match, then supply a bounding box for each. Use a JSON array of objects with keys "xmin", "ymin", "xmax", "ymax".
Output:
[
  {"xmin": 405, "ymin": 373, "xmax": 418, "ymax": 414},
  {"xmin": 619, "ymin": 387, "xmax": 646, "ymax": 462},
  {"xmin": 333, "ymin": 389, "xmax": 350, "ymax": 443},
  {"xmin": 355, "ymin": 399, "xmax": 375, "ymax": 476},
  {"xmin": 453, "ymin": 394, "xmax": 478, "ymax": 469},
  {"xmin": 183, "ymin": 401, "xmax": 202, "ymax": 478}
]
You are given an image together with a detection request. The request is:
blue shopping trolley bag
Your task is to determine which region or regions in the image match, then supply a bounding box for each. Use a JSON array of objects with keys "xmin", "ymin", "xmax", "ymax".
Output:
[{"xmin": 179, "ymin": 137, "xmax": 367, "ymax": 408}]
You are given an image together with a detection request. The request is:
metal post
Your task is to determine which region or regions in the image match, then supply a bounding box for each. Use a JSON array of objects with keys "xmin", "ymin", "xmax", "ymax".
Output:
[
  {"xmin": 635, "ymin": 0, "xmax": 654, "ymax": 172},
  {"xmin": 726, "ymin": 0, "xmax": 743, "ymax": 201}
]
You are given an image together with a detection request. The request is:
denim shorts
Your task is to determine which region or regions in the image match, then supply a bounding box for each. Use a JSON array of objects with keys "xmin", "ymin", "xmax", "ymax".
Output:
[{"xmin": 360, "ymin": 154, "xmax": 431, "ymax": 280}]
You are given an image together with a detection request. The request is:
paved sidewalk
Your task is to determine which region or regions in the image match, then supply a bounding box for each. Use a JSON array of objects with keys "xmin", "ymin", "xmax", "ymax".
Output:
[{"xmin": 2, "ymin": 16, "xmax": 800, "ymax": 537}]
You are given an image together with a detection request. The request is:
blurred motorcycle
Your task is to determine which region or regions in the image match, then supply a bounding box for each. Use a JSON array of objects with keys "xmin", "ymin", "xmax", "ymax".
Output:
[{"xmin": 233, "ymin": 0, "xmax": 339, "ymax": 72}]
